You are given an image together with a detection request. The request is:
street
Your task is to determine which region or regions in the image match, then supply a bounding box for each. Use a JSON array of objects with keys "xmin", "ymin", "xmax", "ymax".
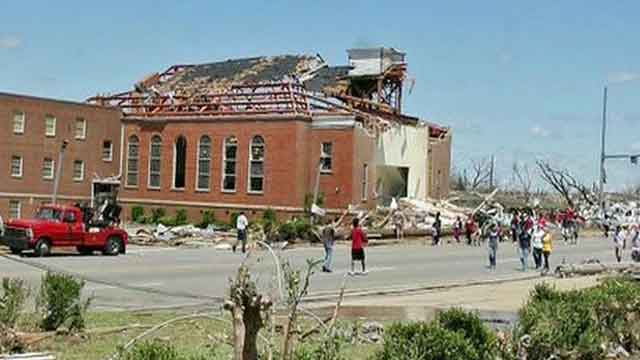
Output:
[{"xmin": 0, "ymin": 235, "xmax": 620, "ymax": 311}]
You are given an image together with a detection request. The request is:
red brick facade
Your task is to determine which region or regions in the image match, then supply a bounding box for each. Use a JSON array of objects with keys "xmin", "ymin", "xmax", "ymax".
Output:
[
  {"xmin": 118, "ymin": 116, "xmax": 377, "ymax": 222},
  {"xmin": 0, "ymin": 93, "xmax": 121, "ymax": 220}
]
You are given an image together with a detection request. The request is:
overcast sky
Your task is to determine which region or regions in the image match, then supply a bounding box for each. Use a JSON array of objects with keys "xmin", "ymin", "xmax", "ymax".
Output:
[{"xmin": 1, "ymin": 1, "xmax": 639, "ymax": 190}]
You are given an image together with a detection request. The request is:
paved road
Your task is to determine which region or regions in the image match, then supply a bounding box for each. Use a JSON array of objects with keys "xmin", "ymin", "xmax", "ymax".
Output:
[{"xmin": 0, "ymin": 235, "xmax": 622, "ymax": 311}]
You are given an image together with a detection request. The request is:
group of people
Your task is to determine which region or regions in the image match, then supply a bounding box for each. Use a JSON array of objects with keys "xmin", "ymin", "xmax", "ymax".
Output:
[{"xmin": 612, "ymin": 224, "xmax": 640, "ymax": 263}]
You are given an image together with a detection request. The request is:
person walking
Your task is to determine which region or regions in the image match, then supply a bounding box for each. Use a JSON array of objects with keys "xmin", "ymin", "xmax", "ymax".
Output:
[
  {"xmin": 614, "ymin": 225, "xmax": 626, "ymax": 263},
  {"xmin": 542, "ymin": 230, "xmax": 553, "ymax": 275},
  {"xmin": 510, "ymin": 211, "xmax": 520, "ymax": 243},
  {"xmin": 453, "ymin": 216, "xmax": 462, "ymax": 244},
  {"xmin": 531, "ymin": 225, "xmax": 545, "ymax": 270},
  {"xmin": 518, "ymin": 223, "xmax": 532, "ymax": 271},
  {"xmin": 487, "ymin": 223, "xmax": 499, "ymax": 271},
  {"xmin": 465, "ymin": 215, "xmax": 475, "ymax": 246},
  {"xmin": 392, "ymin": 210, "xmax": 405, "ymax": 241},
  {"xmin": 431, "ymin": 212, "xmax": 442, "ymax": 246},
  {"xmin": 233, "ymin": 211, "xmax": 249, "ymax": 253},
  {"xmin": 350, "ymin": 218, "xmax": 368, "ymax": 275},
  {"xmin": 321, "ymin": 218, "xmax": 337, "ymax": 273}
]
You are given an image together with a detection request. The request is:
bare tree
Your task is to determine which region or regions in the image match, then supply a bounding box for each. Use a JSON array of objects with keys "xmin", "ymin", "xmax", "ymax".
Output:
[
  {"xmin": 512, "ymin": 162, "xmax": 534, "ymax": 203},
  {"xmin": 536, "ymin": 160, "xmax": 595, "ymax": 207},
  {"xmin": 469, "ymin": 157, "xmax": 492, "ymax": 191}
]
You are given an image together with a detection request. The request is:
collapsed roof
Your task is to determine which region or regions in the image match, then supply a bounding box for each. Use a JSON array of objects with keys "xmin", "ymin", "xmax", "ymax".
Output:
[{"xmin": 87, "ymin": 48, "xmax": 447, "ymax": 137}]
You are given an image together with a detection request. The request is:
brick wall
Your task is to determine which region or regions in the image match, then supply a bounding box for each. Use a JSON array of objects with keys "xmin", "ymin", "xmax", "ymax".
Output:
[{"xmin": 0, "ymin": 93, "xmax": 122, "ymax": 220}]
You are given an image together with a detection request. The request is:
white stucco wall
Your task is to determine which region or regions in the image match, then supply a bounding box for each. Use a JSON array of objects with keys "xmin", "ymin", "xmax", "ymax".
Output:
[{"xmin": 375, "ymin": 123, "xmax": 428, "ymax": 200}]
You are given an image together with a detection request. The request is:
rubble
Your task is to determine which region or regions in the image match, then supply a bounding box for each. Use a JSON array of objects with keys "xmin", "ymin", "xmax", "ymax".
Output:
[{"xmin": 127, "ymin": 223, "xmax": 236, "ymax": 248}]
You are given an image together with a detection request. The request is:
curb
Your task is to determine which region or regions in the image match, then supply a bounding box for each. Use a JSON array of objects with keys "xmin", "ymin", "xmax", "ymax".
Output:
[{"xmin": 303, "ymin": 274, "xmax": 541, "ymax": 304}]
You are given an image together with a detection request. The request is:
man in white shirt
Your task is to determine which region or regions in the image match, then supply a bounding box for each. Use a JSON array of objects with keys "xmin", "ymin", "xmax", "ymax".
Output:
[{"xmin": 234, "ymin": 211, "xmax": 249, "ymax": 253}]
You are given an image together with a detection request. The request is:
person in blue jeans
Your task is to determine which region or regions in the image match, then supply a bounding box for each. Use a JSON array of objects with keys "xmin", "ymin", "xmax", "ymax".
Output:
[
  {"xmin": 487, "ymin": 223, "xmax": 500, "ymax": 271},
  {"xmin": 321, "ymin": 218, "xmax": 337, "ymax": 273},
  {"xmin": 518, "ymin": 225, "xmax": 532, "ymax": 271}
]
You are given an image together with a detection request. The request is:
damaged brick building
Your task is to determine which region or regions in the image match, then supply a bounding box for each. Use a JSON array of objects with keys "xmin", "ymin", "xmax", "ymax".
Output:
[{"xmin": 0, "ymin": 48, "xmax": 451, "ymax": 221}]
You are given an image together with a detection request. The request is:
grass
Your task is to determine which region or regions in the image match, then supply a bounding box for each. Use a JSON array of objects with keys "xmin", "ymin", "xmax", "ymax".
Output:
[{"xmin": 15, "ymin": 310, "xmax": 380, "ymax": 359}]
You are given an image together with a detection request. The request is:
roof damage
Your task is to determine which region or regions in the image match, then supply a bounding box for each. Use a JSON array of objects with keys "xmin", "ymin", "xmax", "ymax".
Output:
[{"xmin": 87, "ymin": 48, "xmax": 448, "ymax": 137}]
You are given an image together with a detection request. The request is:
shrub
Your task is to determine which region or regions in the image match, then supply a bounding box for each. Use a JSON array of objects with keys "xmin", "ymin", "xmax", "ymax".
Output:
[
  {"xmin": 131, "ymin": 206, "xmax": 145, "ymax": 223},
  {"xmin": 261, "ymin": 208, "xmax": 279, "ymax": 240},
  {"xmin": 437, "ymin": 308, "xmax": 497, "ymax": 360},
  {"xmin": 151, "ymin": 208, "xmax": 166, "ymax": 224},
  {"xmin": 293, "ymin": 218, "xmax": 313, "ymax": 240},
  {"xmin": 36, "ymin": 272, "xmax": 90, "ymax": 331},
  {"xmin": 197, "ymin": 210, "xmax": 216, "ymax": 228},
  {"xmin": 293, "ymin": 334, "xmax": 345, "ymax": 360},
  {"xmin": 124, "ymin": 341, "xmax": 180, "ymax": 360},
  {"xmin": 0, "ymin": 278, "xmax": 28, "ymax": 328},
  {"xmin": 229, "ymin": 212, "xmax": 240, "ymax": 228},
  {"xmin": 174, "ymin": 209, "xmax": 188, "ymax": 226},
  {"xmin": 123, "ymin": 341, "xmax": 218, "ymax": 360},
  {"xmin": 373, "ymin": 322, "xmax": 479, "ymax": 360},
  {"xmin": 278, "ymin": 221, "xmax": 297, "ymax": 241},
  {"xmin": 516, "ymin": 278, "xmax": 640, "ymax": 359}
]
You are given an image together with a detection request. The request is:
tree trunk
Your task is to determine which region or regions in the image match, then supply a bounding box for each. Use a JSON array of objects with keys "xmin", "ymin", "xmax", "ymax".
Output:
[{"xmin": 230, "ymin": 305, "xmax": 246, "ymax": 360}]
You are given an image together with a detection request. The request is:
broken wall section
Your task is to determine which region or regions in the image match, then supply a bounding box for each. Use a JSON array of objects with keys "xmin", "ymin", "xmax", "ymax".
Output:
[{"xmin": 375, "ymin": 123, "xmax": 429, "ymax": 203}]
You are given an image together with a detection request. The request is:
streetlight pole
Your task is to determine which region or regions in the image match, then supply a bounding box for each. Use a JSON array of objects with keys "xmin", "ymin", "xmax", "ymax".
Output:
[{"xmin": 599, "ymin": 86, "xmax": 607, "ymax": 208}]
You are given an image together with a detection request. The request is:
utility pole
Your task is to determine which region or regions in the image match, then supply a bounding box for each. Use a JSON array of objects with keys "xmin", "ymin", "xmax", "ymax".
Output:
[
  {"xmin": 52, "ymin": 140, "xmax": 69, "ymax": 204},
  {"xmin": 599, "ymin": 86, "xmax": 607, "ymax": 208},
  {"xmin": 489, "ymin": 154, "xmax": 495, "ymax": 189}
]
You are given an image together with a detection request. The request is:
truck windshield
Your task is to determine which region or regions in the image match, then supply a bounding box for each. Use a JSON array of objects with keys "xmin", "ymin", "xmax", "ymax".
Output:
[{"xmin": 36, "ymin": 208, "xmax": 62, "ymax": 221}]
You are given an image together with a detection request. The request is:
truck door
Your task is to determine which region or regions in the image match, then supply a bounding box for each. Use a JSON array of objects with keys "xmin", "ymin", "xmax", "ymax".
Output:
[{"xmin": 63, "ymin": 210, "xmax": 84, "ymax": 245}]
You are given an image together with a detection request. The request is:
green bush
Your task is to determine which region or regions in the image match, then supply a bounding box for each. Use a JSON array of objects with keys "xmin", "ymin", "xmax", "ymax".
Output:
[
  {"xmin": 197, "ymin": 210, "xmax": 216, "ymax": 228},
  {"xmin": 131, "ymin": 206, "xmax": 145, "ymax": 223},
  {"xmin": 0, "ymin": 278, "xmax": 28, "ymax": 328},
  {"xmin": 293, "ymin": 334, "xmax": 346, "ymax": 360},
  {"xmin": 437, "ymin": 308, "xmax": 497, "ymax": 360},
  {"xmin": 123, "ymin": 341, "xmax": 218, "ymax": 360},
  {"xmin": 151, "ymin": 208, "xmax": 166, "ymax": 224},
  {"xmin": 516, "ymin": 279, "xmax": 640, "ymax": 359},
  {"xmin": 373, "ymin": 322, "xmax": 479, "ymax": 360},
  {"xmin": 36, "ymin": 272, "xmax": 90, "ymax": 331},
  {"xmin": 229, "ymin": 212, "xmax": 240, "ymax": 228},
  {"xmin": 175, "ymin": 209, "xmax": 188, "ymax": 226},
  {"xmin": 278, "ymin": 221, "xmax": 297, "ymax": 241},
  {"xmin": 293, "ymin": 218, "xmax": 313, "ymax": 240}
]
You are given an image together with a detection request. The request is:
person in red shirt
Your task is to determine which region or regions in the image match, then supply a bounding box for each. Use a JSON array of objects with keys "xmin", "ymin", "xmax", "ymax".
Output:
[{"xmin": 350, "ymin": 217, "xmax": 368, "ymax": 275}]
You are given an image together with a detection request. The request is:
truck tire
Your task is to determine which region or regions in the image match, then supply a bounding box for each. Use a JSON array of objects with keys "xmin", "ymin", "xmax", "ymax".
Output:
[
  {"xmin": 103, "ymin": 237, "xmax": 121, "ymax": 256},
  {"xmin": 34, "ymin": 239, "xmax": 51, "ymax": 257}
]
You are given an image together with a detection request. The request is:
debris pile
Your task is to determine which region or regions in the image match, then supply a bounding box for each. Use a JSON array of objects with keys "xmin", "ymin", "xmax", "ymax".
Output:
[{"xmin": 128, "ymin": 224, "xmax": 236, "ymax": 249}]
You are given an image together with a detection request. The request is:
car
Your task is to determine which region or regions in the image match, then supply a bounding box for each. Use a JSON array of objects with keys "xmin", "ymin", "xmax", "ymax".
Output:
[{"xmin": 1, "ymin": 204, "xmax": 127, "ymax": 257}]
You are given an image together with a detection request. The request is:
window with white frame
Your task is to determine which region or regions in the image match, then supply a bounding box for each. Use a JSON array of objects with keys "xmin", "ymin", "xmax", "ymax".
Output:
[
  {"xmin": 148, "ymin": 135, "xmax": 162, "ymax": 188},
  {"xmin": 73, "ymin": 160, "xmax": 84, "ymax": 181},
  {"xmin": 126, "ymin": 135, "xmax": 139, "ymax": 186},
  {"xmin": 320, "ymin": 142, "xmax": 333, "ymax": 173},
  {"xmin": 74, "ymin": 118, "xmax": 86, "ymax": 140},
  {"xmin": 8, "ymin": 200, "xmax": 21, "ymax": 219},
  {"xmin": 222, "ymin": 136, "xmax": 238, "ymax": 192},
  {"xmin": 248, "ymin": 136, "xmax": 265, "ymax": 193},
  {"xmin": 361, "ymin": 163, "xmax": 369, "ymax": 201},
  {"xmin": 45, "ymin": 115, "xmax": 56, "ymax": 137},
  {"xmin": 10, "ymin": 155, "xmax": 23, "ymax": 178},
  {"xmin": 197, "ymin": 135, "xmax": 211, "ymax": 191},
  {"xmin": 42, "ymin": 158, "xmax": 55, "ymax": 180},
  {"xmin": 102, "ymin": 141, "xmax": 113, "ymax": 161},
  {"xmin": 13, "ymin": 111, "xmax": 25, "ymax": 134}
]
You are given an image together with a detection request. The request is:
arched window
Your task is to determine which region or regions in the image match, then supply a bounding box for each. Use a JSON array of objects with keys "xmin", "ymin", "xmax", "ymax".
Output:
[
  {"xmin": 126, "ymin": 135, "xmax": 139, "ymax": 186},
  {"xmin": 173, "ymin": 136, "xmax": 187, "ymax": 189},
  {"xmin": 222, "ymin": 136, "xmax": 238, "ymax": 192},
  {"xmin": 148, "ymin": 135, "xmax": 162, "ymax": 188},
  {"xmin": 196, "ymin": 135, "xmax": 211, "ymax": 191},
  {"xmin": 248, "ymin": 136, "xmax": 265, "ymax": 193}
]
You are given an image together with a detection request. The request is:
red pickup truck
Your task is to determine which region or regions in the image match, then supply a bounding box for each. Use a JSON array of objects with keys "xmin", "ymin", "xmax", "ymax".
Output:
[{"xmin": 1, "ymin": 204, "xmax": 127, "ymax": 257}]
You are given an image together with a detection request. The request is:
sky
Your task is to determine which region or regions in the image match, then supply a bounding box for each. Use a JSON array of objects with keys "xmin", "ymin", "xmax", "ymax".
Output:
[{"xmin": 1, "ymin": 1, "xmax": 639, "ymax": 191}]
